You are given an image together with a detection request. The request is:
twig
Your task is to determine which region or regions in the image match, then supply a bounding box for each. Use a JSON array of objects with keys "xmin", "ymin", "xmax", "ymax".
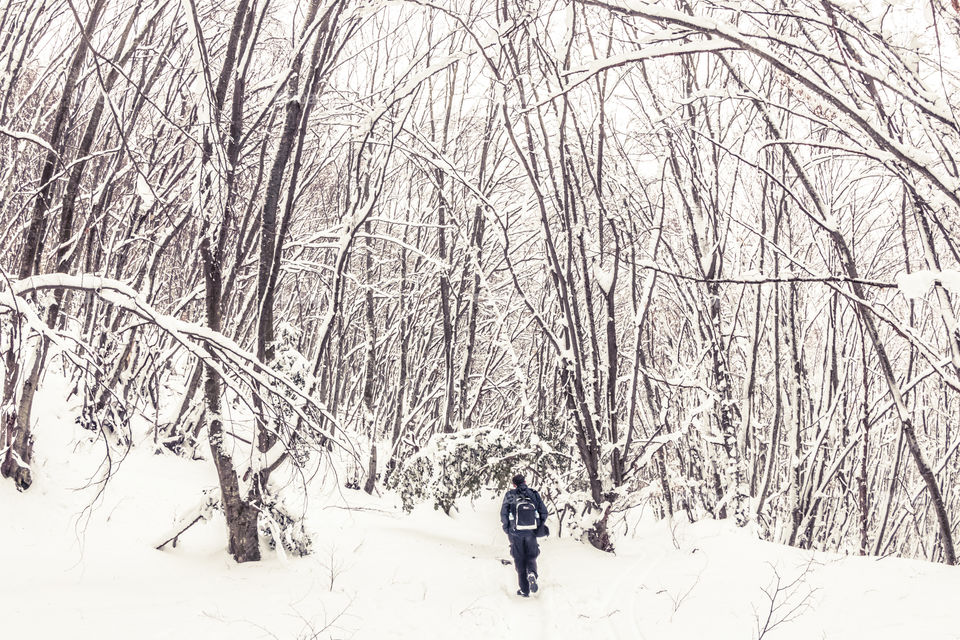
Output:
[{"xmin": 156, "ymin": 514, "xmax": 204, "ymax": 550}]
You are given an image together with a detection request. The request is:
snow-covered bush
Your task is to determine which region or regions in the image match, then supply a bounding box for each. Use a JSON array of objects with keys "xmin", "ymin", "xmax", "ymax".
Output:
[
  {"xmin": 258, "ymin": 490, "xmax": 312, "ymax": 558},
  {"xmin": 268, "ymin": 322, "xmax": 315, "ymax": 467},
  {"xmin": 388, "ymin": 422, "xmax": 576, "ymax": 515},
  {"xmin": 272, "ymin": 322, "xmax": 312, "ymax": 392},
  {"xmin": 388, "ymin": 427, "xmax": 519, "ymax": 514}
]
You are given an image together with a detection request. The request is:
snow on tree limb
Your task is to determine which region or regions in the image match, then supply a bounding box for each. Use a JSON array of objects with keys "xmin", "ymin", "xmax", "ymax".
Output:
[
  {"xmin": 1, "ymin": 273, "xmax": 357, "ymax": 461},
  {"xmin": 0, "ymin": 127, "xmax": 57, "ymax": 154}
]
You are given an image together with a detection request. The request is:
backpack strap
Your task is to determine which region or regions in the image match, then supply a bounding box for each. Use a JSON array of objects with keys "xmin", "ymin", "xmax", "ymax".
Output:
[{"xmin": 507, "ymin": 488, "xmax": 524, "ymax": 529}]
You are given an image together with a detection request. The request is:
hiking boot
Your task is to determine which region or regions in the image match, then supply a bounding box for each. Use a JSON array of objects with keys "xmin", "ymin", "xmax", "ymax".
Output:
[
  {"xmin": 516, "ymin": 589, "xmax": 529, "ymax": 597},
  {"xmin": 528, "ymin": 573, "xmax": 538, "ymax": 593}
]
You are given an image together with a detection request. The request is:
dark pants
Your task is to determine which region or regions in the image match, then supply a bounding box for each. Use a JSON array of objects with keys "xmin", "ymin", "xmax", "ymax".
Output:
[{"xmin": 509, "ymin": 532, "xmax": 540, "ymax": 594}]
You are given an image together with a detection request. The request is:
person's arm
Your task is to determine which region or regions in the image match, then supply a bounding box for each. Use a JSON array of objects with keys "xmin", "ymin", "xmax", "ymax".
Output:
[
  {"xmin": 500, "ymin": 492, "xmax": 511, "ymax": 531},
  {"xmin": 535, "ymin": 490, "xmax": 549, "ymax": 523}
]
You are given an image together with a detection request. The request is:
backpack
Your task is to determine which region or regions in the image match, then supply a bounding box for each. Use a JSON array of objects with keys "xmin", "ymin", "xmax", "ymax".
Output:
[{"xmin": 513, "ymin": 489, "xmax": 539, "ymax": 532}]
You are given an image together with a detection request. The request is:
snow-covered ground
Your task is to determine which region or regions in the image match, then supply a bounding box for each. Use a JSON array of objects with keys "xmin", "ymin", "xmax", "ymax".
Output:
[{"xmin": 3, "ymin": 379, "xmax": 960, "ymax": 639}]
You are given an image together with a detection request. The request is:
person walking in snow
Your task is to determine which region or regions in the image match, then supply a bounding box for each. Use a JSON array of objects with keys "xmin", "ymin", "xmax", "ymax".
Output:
[{"xmin": 501, "ymin": 473, "xmax": 548, "ymax": 597}]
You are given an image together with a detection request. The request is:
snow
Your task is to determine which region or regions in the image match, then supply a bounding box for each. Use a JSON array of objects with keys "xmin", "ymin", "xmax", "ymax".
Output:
[
  {"xmin": 136, "ymin": 172, "xmax": 156, "ymax": 209},
  {"xmin": 4, "ymin": 375, "xmax": 960, "ymax": 639},
  {"xmin": 896, "ymin": 269, "xmax": 960, "ymax": 299},
  {"xmin": 594, "ymin": 263, "xmax": 615, "ymax": 294}
]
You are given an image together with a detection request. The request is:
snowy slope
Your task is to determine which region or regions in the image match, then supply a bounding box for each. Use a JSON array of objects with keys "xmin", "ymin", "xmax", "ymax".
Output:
[{"xmin": 2, "ymin": 378, "xmax": 959, "ymax": 639}]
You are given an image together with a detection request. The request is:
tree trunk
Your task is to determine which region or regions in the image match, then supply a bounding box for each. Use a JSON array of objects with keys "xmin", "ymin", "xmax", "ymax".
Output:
[
  {"xmin": 201, "ymin": 234, "xmax": 260, "ymax": 563},
  {"xmin": 361, "ymin": 220, "xmax": 378, "ymax": 493}
]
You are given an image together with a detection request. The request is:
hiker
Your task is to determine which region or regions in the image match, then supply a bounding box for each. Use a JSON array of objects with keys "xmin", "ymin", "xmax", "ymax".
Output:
[{"xmin": 500, "ymin": 473, "xmax": 549, "ymax": 597}]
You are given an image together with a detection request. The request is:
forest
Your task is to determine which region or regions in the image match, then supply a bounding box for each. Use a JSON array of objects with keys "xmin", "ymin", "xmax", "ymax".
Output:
[{"xmin": 2, "ymin": 0, "xmax": 960, "ymax": 571}]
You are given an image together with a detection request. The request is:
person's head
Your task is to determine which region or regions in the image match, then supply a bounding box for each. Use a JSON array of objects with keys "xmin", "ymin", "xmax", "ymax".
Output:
[{"xmin": 512, "ymin": 473, "xmax": 526, "ymax": 488}]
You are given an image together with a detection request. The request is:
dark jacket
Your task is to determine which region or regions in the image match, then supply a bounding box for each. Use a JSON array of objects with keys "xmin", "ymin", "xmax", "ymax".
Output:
[{"xmin": 500, "ymin": 484, "xmax": 548, "ymax": 533}]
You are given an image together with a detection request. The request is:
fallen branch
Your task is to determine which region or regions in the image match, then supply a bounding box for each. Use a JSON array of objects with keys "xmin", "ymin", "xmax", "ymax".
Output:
[{"xmin": 154, "ymin": 487, "xmax": 221, "ymax": 550}]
